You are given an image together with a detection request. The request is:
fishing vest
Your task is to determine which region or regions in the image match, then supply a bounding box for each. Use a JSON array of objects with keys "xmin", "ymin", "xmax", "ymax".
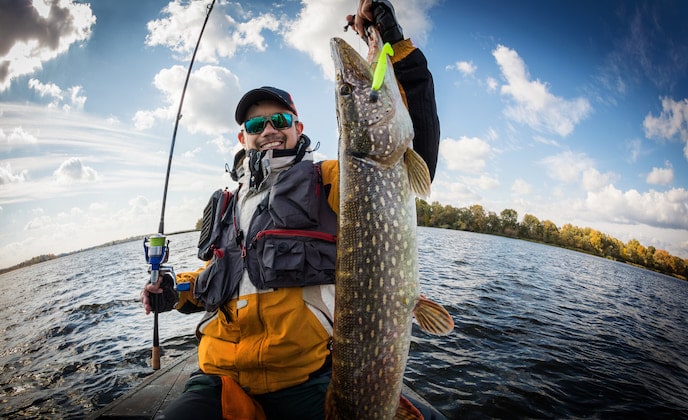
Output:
[{"xmin": 194, "ymin": 160, "xmax": 337, "ymax": 311}]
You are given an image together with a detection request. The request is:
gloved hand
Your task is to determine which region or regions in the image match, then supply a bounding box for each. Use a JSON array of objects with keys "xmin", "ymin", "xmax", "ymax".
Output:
[
  {"xmin": 141, "ymin": 273, "xmax": 178, "ymax": 314},
  {"xmin": 372, "ymin": 0, "xmax": 404, "ymax": 44},
  {"xmin": 346, "ymin": 0, "xmax": 404, "ymax": 45}
]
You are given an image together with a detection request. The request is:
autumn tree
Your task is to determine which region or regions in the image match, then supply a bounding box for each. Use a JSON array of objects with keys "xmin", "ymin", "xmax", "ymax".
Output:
[
  {"xmin": 541, "ymin": 220, "xmax": 559, "ymax": 244},
  {"xmin": 500, "ymin": 209, "xmax": 518, "ymax": 236},
  {"xmin": 520, "ymin": 214, "xmax": 542, "ymax": 240}
]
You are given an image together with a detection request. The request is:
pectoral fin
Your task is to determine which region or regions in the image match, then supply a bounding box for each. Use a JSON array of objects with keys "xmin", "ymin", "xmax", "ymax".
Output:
[{"xmin": 413, "ymin": 295, "xmax": 454, "ymax": 336}]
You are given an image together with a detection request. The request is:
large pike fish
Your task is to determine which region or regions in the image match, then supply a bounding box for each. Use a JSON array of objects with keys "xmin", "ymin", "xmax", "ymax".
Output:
[{"xmin": 326, "ymin": 34, "xmax": 454, "ymax": 419}]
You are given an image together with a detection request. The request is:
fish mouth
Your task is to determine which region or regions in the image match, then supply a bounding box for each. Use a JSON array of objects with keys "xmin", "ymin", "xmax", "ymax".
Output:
[{"xmin": 330, "ymin": 37, "xmax": 372, "ymax": 85}]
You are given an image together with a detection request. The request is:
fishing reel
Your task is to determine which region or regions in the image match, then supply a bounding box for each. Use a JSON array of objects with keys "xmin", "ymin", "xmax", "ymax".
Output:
[
  {"xmin": 143, "ymin": 234, "xmax": 190, "ymax": 292},
  {"xmin": 143, "ymin": 234, "xmax": 174, "ymax": 284}
]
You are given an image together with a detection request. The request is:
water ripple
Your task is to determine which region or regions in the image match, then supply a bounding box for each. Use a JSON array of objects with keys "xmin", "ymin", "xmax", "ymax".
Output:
[{"xmin": 1, "ymin": 229, "xmax": 687, "ymax": 418}]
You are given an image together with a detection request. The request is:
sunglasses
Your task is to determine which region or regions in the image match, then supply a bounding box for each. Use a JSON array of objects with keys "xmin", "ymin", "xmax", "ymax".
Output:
[{"xmin": 243, "ymin": 112, "xmax": 296, "ymax": 134}]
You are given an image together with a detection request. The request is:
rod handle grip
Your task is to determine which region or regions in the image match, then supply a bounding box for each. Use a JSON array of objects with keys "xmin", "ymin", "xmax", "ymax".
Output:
[{"xmin": 152, "ymin": 346, "xmax": 161, "ymax": 370}]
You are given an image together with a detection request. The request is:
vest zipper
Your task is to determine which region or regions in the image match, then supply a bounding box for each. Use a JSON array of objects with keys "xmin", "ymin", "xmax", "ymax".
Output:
[{"xmin": 252, "ymin": 229, "xmax": 337, "ymax": 244}]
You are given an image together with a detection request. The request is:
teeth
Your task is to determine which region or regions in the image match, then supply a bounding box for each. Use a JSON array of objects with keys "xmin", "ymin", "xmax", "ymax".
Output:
[{"xmin": 260, "ymin": 141, "xmax": 281, "ymax": 151}]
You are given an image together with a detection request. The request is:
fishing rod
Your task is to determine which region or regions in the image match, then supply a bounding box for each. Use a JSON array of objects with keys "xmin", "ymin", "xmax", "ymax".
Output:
[{"xmin": 143, "ymin": 0, "xmax": 216, "ymax": 371}]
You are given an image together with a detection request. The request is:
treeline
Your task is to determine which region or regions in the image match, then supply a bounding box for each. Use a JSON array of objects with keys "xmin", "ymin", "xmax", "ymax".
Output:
[
  {"xmin": 416, "ymin": 199, "xmax": 688, "ymax": 281},
  {"xmin": 0, "ymin": 254, "xmax": 58, "ymax": 275}
]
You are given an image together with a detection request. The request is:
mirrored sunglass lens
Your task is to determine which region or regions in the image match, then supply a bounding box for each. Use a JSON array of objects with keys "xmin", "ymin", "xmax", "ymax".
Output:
[
  {"xmin": 244, "ymin": 113, "xmax": 293, "ymax": 134},
  {"xmin": 245, "ymin": 117, "xmax": 266, "ymax": 134},
  {"xmin": 270, "ymin": 113, "xmax": 292, "ymax": 129}
]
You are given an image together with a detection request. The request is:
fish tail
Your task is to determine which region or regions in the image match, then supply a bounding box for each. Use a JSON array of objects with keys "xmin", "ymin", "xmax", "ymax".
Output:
[{"xmin": 396, "ymin": 394, "xmax": 424, "ymax": 420}]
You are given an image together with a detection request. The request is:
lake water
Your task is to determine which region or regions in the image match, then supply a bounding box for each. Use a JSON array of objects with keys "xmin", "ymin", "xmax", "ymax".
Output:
[{"xmin": 1, "ymin": 228, "xmax": 687, "ymax": 419}]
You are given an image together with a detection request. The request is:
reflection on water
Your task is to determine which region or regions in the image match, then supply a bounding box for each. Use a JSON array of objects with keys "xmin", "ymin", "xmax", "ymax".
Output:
[{"xmin": 1, "ymin": 228, "xmax": 687, "ymax": 418}]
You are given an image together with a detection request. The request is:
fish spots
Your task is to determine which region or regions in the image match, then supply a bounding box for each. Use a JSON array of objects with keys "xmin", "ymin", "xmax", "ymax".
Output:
[{"xmin": 331, "ymin": 38, "xmax": 420, "ymax": 417}]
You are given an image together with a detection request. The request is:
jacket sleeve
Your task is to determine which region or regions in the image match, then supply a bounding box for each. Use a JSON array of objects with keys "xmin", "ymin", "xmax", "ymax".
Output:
[
  {"xmin": 320, "ymin": 159, "xmax": 339, "ymax": 215},
  {"xmin": 175, "ymin": 266, "xmax": 207, "ymax": 314},
  {"xmin": 391, "ymin": 39, "xmax": 440, "ymax": 181}
]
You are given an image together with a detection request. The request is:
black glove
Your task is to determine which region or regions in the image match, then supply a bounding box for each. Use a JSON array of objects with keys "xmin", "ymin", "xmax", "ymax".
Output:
[
  {"xmin": 372, "ymin": 0, "xmax": 404, "ymax": 44},
  {"xmin": 149, "ymin": 273, "xmax": 178, "ymax": 313}
]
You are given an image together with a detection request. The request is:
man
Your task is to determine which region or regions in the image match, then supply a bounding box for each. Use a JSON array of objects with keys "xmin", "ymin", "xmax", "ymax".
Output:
[{"xmin": 141, "ymin": 1, "xmax": 441, "ymax": 418}]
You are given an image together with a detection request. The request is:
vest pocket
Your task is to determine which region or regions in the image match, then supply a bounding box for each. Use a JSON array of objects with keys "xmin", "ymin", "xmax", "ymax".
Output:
[
  {"xmin": 195, "ymin": 248, "xmax": 243, "ymax": 311},
  {"xmin": 254, "ymin": 231, "xmax": 335, "ymax": 289}
]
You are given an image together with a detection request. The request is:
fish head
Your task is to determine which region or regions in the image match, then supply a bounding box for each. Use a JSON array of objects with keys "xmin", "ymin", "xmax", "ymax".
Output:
[{"xmin": 330, "ymin": 37, "xmax": 413, "ymax": 168}]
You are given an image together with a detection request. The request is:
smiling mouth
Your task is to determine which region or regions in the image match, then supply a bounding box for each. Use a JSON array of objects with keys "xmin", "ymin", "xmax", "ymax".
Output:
[{"xmin": 258, "ymin": 140, "xmax": 283, "ymax": 151}]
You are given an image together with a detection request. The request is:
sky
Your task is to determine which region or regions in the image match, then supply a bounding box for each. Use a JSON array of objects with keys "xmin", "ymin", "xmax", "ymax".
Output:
[{"xmin": 1, "ymin": 0, "xmax": 687, "ymax": 270}]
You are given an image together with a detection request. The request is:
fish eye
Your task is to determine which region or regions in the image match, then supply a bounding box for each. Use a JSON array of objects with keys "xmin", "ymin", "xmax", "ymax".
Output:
[{"xmin": 339, "ymin": 83, "xmax": 353, "ymax": 96}]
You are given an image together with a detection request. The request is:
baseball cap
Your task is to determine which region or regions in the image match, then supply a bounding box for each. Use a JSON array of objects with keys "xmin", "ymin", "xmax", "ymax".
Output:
[{"xmin": 235, "ymin": 86, "xmax": 298, "ymax": 124}]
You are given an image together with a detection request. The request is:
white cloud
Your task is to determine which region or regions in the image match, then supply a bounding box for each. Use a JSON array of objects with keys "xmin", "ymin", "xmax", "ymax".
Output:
[
  {"xmin": 581, "ymin": 167, "xmax": 617, "ymax": 192},
  {"xmin": 540, "ymin": 151, "xmax": 595, "ymax": 183},
  {"xmin": 66, "ymin": 85, "xmax": 86, "ymax": 111},
  {"xmin": 428, "ymin": 178, "xmax": 482, "ymax": 207},
  {"xmin": 283, "ymin": 0, "xmax": 361, "ymax": 81},
  {"xmin": 28, "ymin": 78, "xmax": 86, "ymax": 111},
  {"xmin": 133, "ymin": 110, "xmax": 157, "ymax": 131},
  {"xmin": 133, "ymin": 64, "xmax": 241, "ymax": 136},
  {"xmin": 492, "ymin": 45, "xmax": 592, "ymax": 137},
  {"xmin": 0, "ymin": 0, "xmax": 95, "ymax": 92},
  {"xmin": 485, "ymin": 127, "xmax": 498, "ymax": 141},
  {"xmin": 511, "ymin": 178, "xmax": 532, "ymax": 195},
  {"xmin": 439, "ymin": 136, "xmax": 493, "ymax": 173},
  {"xmin": 0, "ymin": 162, "xmax": 28, "ymax": 184},
  {"xmin": 533, "ymin": 135, "xmax": 560, "ymax": 147},
  {"xmin": 210, "ymin": 135, "xmax": 242, "ymax": 157},
  {"xmin": 485, "ymin": 76, "xmax": 498, "ymax": 92},
  {"xmin": 25, "ymin": 212, "xmax": 52, "ymax": 231},
  {"xmin": 447, "ymin": 60, "xmax": 476, "ymax": 76},
  {"xmin": 284, "ymin": 0, "xmax": 438, "ymax": 80},
  {"xmin": 0, "ymin": 126, "xmax": 38, "ymax": 150},
  {"xmin": 28, "ymin": 78, "xmax": 61, "ymax": 98},
  {"xmin": 646, "ymin": 161, "xmax": 674, "ymax": 185},
  {"xmin": 183, "ymin": 147, "xmax": 202, "ymax": 159},
  {"xmin": 145, "ymin": 1, "xmax": 280, "ymax": 63},
  {"xmin": 643, "ymin": 97, "xmax": 688, "ymax": 160},
  {"xmin": 586, "ymin": 185, "xmax": 688, "ymax": 230},
  {"xmin": 464, "ymin": 174, "xmax": 499, "ymax": 190},
  {"xmin": 625, "ymin": 138, "xmax": 643, "ymax": 163},
  {"xmin": 53, "ymin": 157, "xmax": 98, "ymax": 184}
]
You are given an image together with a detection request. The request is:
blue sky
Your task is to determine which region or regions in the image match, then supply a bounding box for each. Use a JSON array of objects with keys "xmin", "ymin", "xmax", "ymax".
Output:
[{"xmin": 1, "ymin": 0, "xmax": 687, "ymax": 270}]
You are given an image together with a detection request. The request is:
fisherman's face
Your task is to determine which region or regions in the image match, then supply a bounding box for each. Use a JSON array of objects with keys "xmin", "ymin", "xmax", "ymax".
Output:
[{"xmin": 238, "ymin": 101, "xmax": 303, "ymax": 151}]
